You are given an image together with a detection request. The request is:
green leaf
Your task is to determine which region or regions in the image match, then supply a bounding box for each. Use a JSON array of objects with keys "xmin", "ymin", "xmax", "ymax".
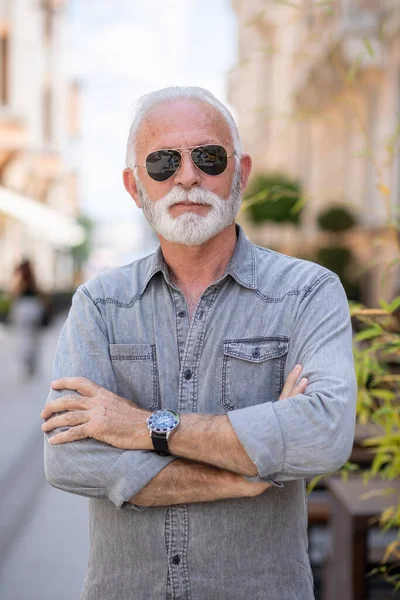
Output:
[
  {"xmin": 363, "ymin": 38, "xmax": 375, "ymax": 58},
  {"xmin": 355, "ymin": 325, "xmax": 383, "ymax": 342},
  {"xmin": 346, "ymin": 55, "xmax": 362, "ymax": 83},
  {"xmin": 379, "ymin": 299, "xmax": 390, "ymax": 311},
  {"xmin": 289, "ymin": 195, "xmax": 307, "ymax": 215},
  {"xmin": 306, "ymin": 474, "xmax": 325, "ymax": 494},
  {"xmin": 388, "ymin": 296, "xmax": 400, "ymax": 313},
  {"xmin": 370, "ymin": 389, "xmax": 396, "ymax": 402},
  {"xmin": 362, "ymin": 436, "xmax": 384, "ymax": 447},
  {"xmin": 373, "ymin": 406, "xmax": 395, "ymax": 419},
  {"xmin": 342, "ymin": 462, "xmax": 360, "ymax": 472}
]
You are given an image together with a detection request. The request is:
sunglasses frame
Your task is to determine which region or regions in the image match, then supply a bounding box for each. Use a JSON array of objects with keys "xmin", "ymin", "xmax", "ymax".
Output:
[{"xmin": 134, "ymin": 144, "xmax": 236, "ymax": 182}]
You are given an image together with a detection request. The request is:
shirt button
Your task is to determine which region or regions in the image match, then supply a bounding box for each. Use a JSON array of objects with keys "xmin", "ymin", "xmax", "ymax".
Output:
[
  {"xmin": 198, "ymin": 310, "xmax": 204, "ymax": 320},
  {"xmin": 184, "ymin": 369, "xmax": 192, "ymax": 380},
  {"xmin": 172, "ymin": 554, "xmax": 181, "ymax": 565},
  {"xmin": 177, "ymin": 310, "xmax": 186, "ymax": 318},
  {"xmin": 252, "ymin": 347, "xmax": 260, "ymax": 358}
]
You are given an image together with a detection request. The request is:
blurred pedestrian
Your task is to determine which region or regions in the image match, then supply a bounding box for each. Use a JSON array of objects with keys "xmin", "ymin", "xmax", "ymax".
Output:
[{"xmin": 9, "ymin": 259, "xmax": 44, "ymax": 377}]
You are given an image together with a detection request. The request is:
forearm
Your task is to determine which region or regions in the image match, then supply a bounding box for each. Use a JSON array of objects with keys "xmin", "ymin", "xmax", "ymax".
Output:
[
  {"xmin": 130, "ymin": 457, "xmax": 265, "ymax": 507},
  {"xmin": 166, "ymin": 414, "xmax": 258, "ymax": 476}
]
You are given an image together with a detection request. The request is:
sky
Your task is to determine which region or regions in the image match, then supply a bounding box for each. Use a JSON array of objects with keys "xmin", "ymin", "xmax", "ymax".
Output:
[{"xmin": 64, "ymin": 0, "xmax": 237, "ymax": 224}]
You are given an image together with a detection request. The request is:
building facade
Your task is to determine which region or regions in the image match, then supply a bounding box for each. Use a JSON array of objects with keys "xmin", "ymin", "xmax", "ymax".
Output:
[
  {"xmin": 228, "ymin": 0, "xmax": 400, "ymax": 304},
  {"xmin": 0, "ymin": 0, "xmax": 84, "ymax": 292}
]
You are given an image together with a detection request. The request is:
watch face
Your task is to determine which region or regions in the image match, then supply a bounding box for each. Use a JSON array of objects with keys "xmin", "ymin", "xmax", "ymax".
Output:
[{"xmin": 148, "ymin": 410, "xmax": 179, "ymax": 433}]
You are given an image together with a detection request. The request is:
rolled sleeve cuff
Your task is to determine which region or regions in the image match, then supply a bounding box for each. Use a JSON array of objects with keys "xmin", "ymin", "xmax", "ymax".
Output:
[
  {"xmin": 228, "ymin": 402, "xmax": 285, "ymax": 479},
  {"xmin": 106, "ymin": 450, "xmax": 177, "ymax": 510}
]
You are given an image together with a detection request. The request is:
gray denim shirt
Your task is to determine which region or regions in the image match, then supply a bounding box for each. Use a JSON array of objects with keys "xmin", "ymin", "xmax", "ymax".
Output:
[{"xmin": 44, "ymin": 224, "xmax": 356, "ymax": 600}]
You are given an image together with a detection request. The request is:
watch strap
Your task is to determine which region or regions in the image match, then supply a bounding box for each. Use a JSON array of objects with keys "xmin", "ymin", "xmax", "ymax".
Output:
[{"xmin": 151, "ymin": 432, "xmax": 170, "ymax": 456}]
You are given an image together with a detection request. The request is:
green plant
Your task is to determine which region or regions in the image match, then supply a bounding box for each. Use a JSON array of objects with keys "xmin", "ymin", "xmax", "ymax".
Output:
[
  {"xmin": 315, "ymin": 246, "xmax": 361, "ymax": 301},
  {"xmin": 0, "ymin": 294, "xmax": 12, "ymax": 317},
  {"xmin": 314, "ymin": 204, "xmax": 360, "ymax": 301},
  {"xmin": 71, "ymin": 214, "xmax": 94, "ymax": 273},
  {"xmin": 350, "ymin": 301, "xmax": 400, "ymax": 584},
  {"xmin": 317, "ymin": 205, "xmax": 357, "ymax": 233},
  {"xmin": 316, "ymin": 245, "xmax": 352, "ymax": 274},
  {"xmin": 242, "ymin": 173, "xmax": 303, "ymax": 226}
]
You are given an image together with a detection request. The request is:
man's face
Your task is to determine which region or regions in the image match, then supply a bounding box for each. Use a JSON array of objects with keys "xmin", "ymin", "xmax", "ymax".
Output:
[{"xmin": 124, "ymin": 100, "xmax": 250, "ymax": 246}]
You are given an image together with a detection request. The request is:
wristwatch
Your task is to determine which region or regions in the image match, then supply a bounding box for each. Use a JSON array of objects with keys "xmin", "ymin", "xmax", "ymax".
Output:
[{"xmin": 146, "ymin": 409, "xmax": 180, "ymax": 456}]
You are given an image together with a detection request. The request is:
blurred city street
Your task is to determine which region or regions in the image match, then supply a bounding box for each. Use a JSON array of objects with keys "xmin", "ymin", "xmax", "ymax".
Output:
[{"xmin": 0, "ymin": 314, "xmax": 89, "ymax": 600}]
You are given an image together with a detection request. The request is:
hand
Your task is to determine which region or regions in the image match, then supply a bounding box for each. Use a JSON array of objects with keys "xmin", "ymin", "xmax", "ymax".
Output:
[
  {"xmin": 241, "ymin": 479, "xmax": 272, "ymax": 497},
  {"xmin": 41, "ymin": 377, "xmax": 152, "ymax": 449},
  {"xmin": 279, "ymin": 364, "xmax": 308, "ymax": 400}
]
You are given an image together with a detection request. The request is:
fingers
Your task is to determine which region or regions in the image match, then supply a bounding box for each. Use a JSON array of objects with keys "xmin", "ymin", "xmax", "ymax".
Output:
[
  {"xmin": 279, "ymin": 364, "xmax": 302, "ymax": 400},
  {"xmin": 47, "ymin": 424, "xmax": 88, "ymax": 445},
  {"xmin": 279, "ymin": 364, "xmax": 308, "ymax": 400},
  {"xmin": 51, "ymin": 376, "xmax": 99, "ymax": 397},
  {"xmin": 41, "ymin": 395, "xmax": 89, "ymax": 419},
  {"xmin": 41, "ymin": 410, "xmax": 90, "ymax": 432},
  {"xmin": 292, "ymin": 377, "xmax": 308, "ymax": 396}
]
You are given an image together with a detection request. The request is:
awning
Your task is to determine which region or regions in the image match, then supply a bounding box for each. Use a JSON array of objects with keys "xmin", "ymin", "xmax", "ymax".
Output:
[{"xmin": 0, "ymin": 186, "xmax": 86, "ymax": 247}]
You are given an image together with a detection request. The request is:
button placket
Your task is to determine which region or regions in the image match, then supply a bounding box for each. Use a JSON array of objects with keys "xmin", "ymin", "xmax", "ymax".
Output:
[
  {"xmin": 178, "ymin": 287, "xmax": 219, "ymax": 414},
  {"xmin": 167, "ymin": 505, "xmax": 190, "ymax": 599},
  {"xmin": 172, "ymin": 289, "xmax": 190, "ymax": 369}
]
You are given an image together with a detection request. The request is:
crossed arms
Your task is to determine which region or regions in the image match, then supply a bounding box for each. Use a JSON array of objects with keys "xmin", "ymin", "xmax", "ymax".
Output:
[{"xmin": 43, "ymin": 276, "xmax": 356, "ymax": 509}]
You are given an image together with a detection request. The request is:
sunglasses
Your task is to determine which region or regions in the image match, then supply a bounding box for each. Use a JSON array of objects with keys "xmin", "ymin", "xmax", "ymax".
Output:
[{"xmin": 135, "ymin": 144, "xmax": 236, "ymax": 182}]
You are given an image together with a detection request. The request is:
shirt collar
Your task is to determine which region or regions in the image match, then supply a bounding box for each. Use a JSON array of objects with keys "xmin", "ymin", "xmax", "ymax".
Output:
[
  {"xmin": 141, "ymin": 223, "xmax": 257, "ymax": 295},
  {"xmin": 225, "ymin": 224, "xmax": 257, "ymax": 290}
]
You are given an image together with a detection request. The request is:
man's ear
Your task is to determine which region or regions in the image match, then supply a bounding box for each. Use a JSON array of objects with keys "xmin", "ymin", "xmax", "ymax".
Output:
[
  {"xmin": 239, "ymin": 154, "xmax": 252, "ymax": 195},
  {"xmin": 122, "ymin": 168, "xmax": 141, "ymax": 208}
]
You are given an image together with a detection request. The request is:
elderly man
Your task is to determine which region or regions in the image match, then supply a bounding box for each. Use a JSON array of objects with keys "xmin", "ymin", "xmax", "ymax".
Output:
[{"xmin": 42, "ymin": 86, "xmax": 356, "ymax": 600}]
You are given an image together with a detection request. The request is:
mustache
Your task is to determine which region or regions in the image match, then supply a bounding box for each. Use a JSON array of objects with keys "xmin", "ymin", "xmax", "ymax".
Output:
[{"xmin": 162, "ymin": 186, "xmax": 218, "ymax": 208}]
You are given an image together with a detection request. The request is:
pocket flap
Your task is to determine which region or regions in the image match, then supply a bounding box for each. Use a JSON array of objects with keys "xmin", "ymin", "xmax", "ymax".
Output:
[
  {"xmin": 223, "ymin": 337, "xmax": 289, "ymax": 363},
  {"xmin": 109, "ymin": 343, "xmax": 154, "ymax": 360}
]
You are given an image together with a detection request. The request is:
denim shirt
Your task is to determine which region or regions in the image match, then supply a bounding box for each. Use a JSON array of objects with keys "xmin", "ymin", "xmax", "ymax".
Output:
[{"xmin": 44, "ymin": 224, "xmax": 356, "ymax": 600}]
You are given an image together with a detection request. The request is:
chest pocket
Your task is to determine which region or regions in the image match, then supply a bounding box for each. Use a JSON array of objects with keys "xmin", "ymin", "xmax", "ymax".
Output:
[
  {"xmin": 221, "ymin": 337, "xmax": 289, "ymax": 411},
  {"xmin": 109, "ymin": 343, "xmax": 159, "ymax": 411}
]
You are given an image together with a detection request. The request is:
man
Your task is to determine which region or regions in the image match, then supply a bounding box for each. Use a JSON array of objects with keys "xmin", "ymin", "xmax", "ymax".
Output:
[{"xmin": 42, "ymin": 86, "xmax": 356, "ymax": 600}]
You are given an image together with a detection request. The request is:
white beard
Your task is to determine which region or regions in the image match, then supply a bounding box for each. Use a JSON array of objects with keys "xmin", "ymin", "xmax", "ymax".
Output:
[{"xmin": 135, "ymin": 166, "xmax": 242, "ymax": 246}]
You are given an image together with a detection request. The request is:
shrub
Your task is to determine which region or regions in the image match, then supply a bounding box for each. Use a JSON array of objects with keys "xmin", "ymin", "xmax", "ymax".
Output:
[
  {"xmin": 243, "ymin": 173, "xmax": 303, "ymax": 226},
  {"xmin": 317, "ymin": 205, "xmax": 357, "ymax": 233}
]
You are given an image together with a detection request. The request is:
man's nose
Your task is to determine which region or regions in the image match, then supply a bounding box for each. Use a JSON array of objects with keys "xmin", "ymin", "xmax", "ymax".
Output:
[{"xmin": 173, "ymin": 151, "xmax": 202, "ymax": 189}]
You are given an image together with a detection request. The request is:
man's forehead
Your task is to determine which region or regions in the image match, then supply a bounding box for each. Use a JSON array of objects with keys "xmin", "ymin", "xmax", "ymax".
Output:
[
  {"xmin": 145, "ymin": 129, "xmax": 225, "ymax": 151},
  {"xmin": 136, "ymin": 101, "xmax": 232, "ymax": 152}
]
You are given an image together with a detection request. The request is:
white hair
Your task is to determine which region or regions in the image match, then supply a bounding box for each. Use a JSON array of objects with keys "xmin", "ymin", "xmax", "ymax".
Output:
[{"xmin": 125, "ymin": 86, "xmax": 242, "ymax": 170}]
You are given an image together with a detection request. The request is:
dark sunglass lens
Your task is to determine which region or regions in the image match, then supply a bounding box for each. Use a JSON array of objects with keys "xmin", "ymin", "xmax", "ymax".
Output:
[
  {"xmin": 191, "ymin": 145, "xmax": 228, "ymax": 176},
  {"xmin": 146, "ymin": 150, "xmax": 181, "ymax": 182}
]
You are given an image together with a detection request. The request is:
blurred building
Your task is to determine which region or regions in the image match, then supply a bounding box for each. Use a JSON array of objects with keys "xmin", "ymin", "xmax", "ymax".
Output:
[
  {"xmin": 0, "ymin": 0, "xmax": 84, "ymax": 292},
  {"xmin": 229, "ymin": 0, "xmax": 400, "ymax": 304}
]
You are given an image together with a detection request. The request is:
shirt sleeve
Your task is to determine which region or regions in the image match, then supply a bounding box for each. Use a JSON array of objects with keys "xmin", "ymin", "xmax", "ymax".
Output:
[
  {"xmin": 43, "ymin": 285, "xmax": 176, "ymax": 509},
  {"xmin": 228, "ymin": 274, "xmax": 357, "ymax": 482}
]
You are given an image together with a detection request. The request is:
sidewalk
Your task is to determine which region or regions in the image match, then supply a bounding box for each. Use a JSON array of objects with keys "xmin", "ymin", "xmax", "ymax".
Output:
[
  {"xmin": 0, "ymin": 313, "xmax": 90, "ymax": 599},
  {"xmin": 0, "ymin": 313, "xmax": 66, "ymax": 483}
]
